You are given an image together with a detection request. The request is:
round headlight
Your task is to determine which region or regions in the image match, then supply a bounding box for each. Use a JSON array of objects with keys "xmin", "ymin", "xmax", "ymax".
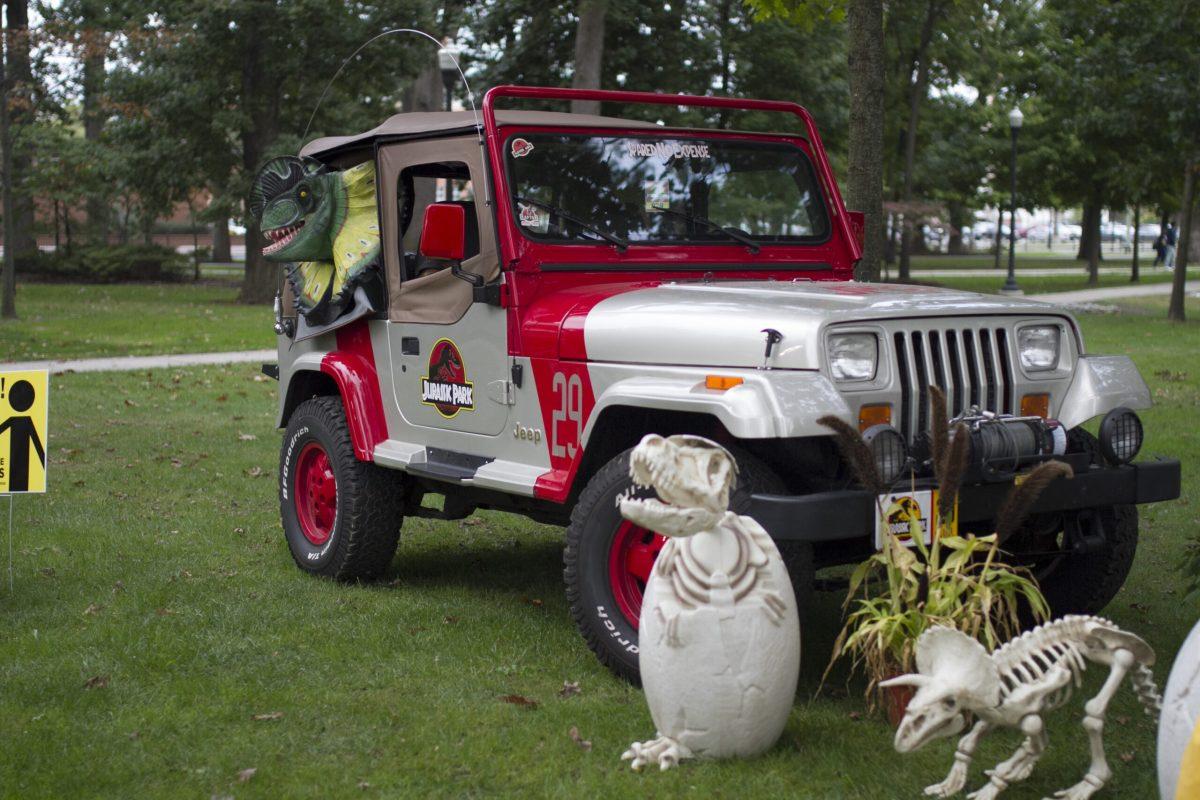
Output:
[
  {"xmin": 1017, "ymin": 325, "xmax": 1061, "ymax": 372},
  {"xmin": 1099, "ymin": 407, "xmax": 1143, "ymax": 465},
  {"xmin": 828, "ymin": 333, "xmax": 878, "ymax": 382},
  {"xmin": 862, "ymin": 424, "xmax": 909, "ymax": 484}
]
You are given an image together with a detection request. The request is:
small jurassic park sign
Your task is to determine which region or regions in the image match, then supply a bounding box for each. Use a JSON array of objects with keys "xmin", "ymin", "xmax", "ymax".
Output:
[{"xmin": 421, "ymin": 338, "xmax": 474, "ymax": 418}]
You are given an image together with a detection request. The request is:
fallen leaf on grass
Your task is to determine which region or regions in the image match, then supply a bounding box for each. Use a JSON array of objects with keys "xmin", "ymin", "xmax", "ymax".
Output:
[
  {"xmin": 245, "ymin": 466, "xmax": 265, "ymax": 478},
  {"xmin": 1120, "ymin": 751, "xmax": 1135, "ymax": 763},
  {"xmin": 84, "ymin": 675, "xmax": 109, "ymax": 690},
  {"xmin": 170, "ymin": 458, "xmax": 183, "ymax": 469},
  {"xmin": 500, "ymin": 694, "xmax": 539, "ymax": 709},
  {"xmin": 460, "ymin": 517, "xmax": 485, "ymax": 527},
  {"xmin": 847, "ymin": 711, "xmax": 862, "ymax": 721},
  {"xmin": 357, "ymin": 780, "xmax": 371, "ymax": 790},
  {"xmin": 39, "ymin": 567, "xmax": 55, "ymax": 578},
  {"xmin": 237, "ymin": 433, "xmax": 257, "ymax": 441},
  {"xmin": 128, "ymin": 730, "xmax": 140, "ymax": 740},
  {"xmin": 236, "ymin": 767, "xmax": 257, "ymax": 783},
  {"xmin": 568, "ymin": 726, "xmax": 592, "ymax": 751},
  {"xmin": 251, "ymin": 711, "xmax": 284, "ymax": 721},
  {"xmin": 1115, "ymin": 715, "xmax": 1130, "ymax": 725},
  {"xmin": 443, "ymin": 615, "xmax": 459, "ymax": 625},
  {"xmin": 155, "ymin": 608, "xmax": 176, "ymax": 616},
  {"xmin": 112, "ymin": 581, "xmax": 125, "ymax": 593},
  {"xmin": 83, "ymin": 603, "xmax": 103, "ymax": 616},
  {"xmin": 124, "ymin": 398, "xmax": 138, "ymax": 407},
  {"xmin": 559, "ymin": 681, "xmax": 581, "ymax": 699}
]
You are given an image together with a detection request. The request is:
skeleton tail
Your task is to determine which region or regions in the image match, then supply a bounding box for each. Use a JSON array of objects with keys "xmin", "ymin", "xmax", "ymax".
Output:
[{"xmin": 1130, "ymin": 663, "xmax": 1163, "ymax": 718}]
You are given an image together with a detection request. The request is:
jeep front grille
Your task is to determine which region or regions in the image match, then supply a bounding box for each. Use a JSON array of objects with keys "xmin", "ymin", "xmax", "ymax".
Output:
[{"xmin": 893, "ymin": 326, "xmax": 1014, "ymax": 441}]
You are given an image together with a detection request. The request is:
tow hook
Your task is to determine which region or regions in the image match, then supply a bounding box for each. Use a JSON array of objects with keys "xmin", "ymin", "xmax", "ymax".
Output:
[{"xmin": 1067, "ymin": 511, "xmax": 1108, "ymax": 555}]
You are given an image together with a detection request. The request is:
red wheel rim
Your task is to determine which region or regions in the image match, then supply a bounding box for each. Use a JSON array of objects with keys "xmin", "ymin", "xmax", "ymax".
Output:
[
  {"xmin": 608, "ymin": 521, "xmax": 666, "ymax": 629},
  {"xmin": 295, "ymin": 442, "xmax": 337, "ymax": 546}
]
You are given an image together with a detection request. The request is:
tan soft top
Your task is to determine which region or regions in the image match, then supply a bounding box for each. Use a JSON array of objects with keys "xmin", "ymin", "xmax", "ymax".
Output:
[{"xmin": 301, "ymin": 109, "xmax": 661, "ymax": 159}]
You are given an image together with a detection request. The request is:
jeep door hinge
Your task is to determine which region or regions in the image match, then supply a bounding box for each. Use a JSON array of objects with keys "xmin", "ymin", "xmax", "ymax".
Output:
[{"xmin": 487, "ymin": 380, "xmax": 517, "ymax": 406}]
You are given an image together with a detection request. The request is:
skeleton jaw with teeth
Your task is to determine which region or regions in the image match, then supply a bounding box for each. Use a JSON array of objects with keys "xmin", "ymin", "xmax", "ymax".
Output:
[{"xmin": 619, "ymin": 434, "xmax": 736, "ymax": 538}]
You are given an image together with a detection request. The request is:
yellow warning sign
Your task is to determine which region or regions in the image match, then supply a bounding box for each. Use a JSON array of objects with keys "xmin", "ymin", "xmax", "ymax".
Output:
[{"xmin": 0, "ymin": 370, "xmax": 48, "ymax": 494}]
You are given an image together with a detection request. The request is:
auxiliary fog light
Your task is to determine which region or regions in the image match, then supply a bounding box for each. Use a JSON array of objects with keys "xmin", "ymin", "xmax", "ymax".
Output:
[
  {"xmin": 862, "ymin": 424, "xmax": 909, "ymax": 484},
  {"xmin": 1099, "ymin": 407, "xmax": 1143, "ymax": 465}
]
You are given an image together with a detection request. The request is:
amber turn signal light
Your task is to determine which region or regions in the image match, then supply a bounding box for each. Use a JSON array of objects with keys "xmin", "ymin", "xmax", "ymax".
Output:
[
  {"xmin": 858, "ymin": 404, "xmax": 892, "ymax": 431},
  {"xmin": 705, "ymin": 375, "xmax": 744, "ymax": 391},
  {"xmin": 1021, "ymin": 393, "xmax": 1050, "ymax": 418}
]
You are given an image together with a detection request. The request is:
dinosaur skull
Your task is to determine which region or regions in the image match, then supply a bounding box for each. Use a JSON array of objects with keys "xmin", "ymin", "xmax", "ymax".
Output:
[
  {"xmin": 881, "ymin": 627, "xmax": 1002, "ymax": 753},
  {"xmin": 620, "ymin": 434, "xmax": 737, "ymax": 537}
]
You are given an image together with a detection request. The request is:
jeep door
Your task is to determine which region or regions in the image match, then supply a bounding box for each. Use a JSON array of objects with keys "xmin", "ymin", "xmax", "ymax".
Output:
[{"xmin": 377, "ymin": 138, "xmax": 510, "ymax": 438}]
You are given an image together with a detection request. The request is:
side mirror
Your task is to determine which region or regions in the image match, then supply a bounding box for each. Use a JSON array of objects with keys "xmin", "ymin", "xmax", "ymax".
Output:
[
  {"xmin": 847, "ymin": 210, "xmax": 866, "ymax": 252},
  {"xmin": 419, "ymin": 202, "xmax": 466, "ymax": 261}
]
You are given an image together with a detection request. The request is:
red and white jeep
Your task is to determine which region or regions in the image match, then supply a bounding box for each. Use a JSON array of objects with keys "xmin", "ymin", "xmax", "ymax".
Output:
[{"xmin": 267, "ymin": 86, "xmax": 1180, "ymax": 682}]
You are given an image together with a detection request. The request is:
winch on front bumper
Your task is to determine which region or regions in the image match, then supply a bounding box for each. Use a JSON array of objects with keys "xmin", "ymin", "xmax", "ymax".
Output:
[{"xmin": 748, "ymin": 456, "xmax": 1181, "ymax": 546}]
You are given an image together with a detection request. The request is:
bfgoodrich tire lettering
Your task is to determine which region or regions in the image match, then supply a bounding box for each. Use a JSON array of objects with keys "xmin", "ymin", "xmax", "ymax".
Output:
[
  {"xmin": 564, "ymin": 445, "xmax": 810, "ymax": 683},
  {"xmin": 279, "ymin": 396, "xmax": 403, "ymax": 580}
]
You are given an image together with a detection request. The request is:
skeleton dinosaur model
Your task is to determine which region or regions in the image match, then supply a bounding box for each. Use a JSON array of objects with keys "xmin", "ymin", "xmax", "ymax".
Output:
[
  {"xmin": 883, "ymin": 617, "xmax": 1161, "ymax": 800},
  {"xmin": 619, "ymin": 434, "xmax": 800, "ymax": 772},
  {"xmin": 250, "ymin": 156, "xmax": 381, "ymax": 323}
]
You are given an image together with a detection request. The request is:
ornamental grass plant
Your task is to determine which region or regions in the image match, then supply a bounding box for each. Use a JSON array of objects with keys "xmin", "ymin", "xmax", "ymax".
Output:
[{"xmin": 818, "ymin": 387, "xmax": 1057, "ymax": 708}]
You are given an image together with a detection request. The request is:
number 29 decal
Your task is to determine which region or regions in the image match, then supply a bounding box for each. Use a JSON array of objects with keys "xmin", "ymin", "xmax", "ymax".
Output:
[{"xmin": 550, "ymin": 371, "xmax": 584, "ymax": 459}]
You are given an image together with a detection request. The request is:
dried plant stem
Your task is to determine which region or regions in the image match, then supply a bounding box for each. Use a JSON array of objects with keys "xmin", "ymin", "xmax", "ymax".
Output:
[
  {"xmin": 937, "ymin": 423, "xmax": 970, "ymax": 520},
  {"xmin": 929, "ymin": 384, "xmax": 949, "ymax": 479},
  {"xmin": 995, "ymin": 460, "xmax": 1075, "ymax": 542},
  {"xmin": 818, "ymin": 415, "xmax": 884, "ymax": 495}
]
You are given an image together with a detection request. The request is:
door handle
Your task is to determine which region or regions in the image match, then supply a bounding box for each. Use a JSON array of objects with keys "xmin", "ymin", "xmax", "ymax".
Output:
[{"xmin": 401, "ymin": 337, "xmax": 419, "ymax": 356}]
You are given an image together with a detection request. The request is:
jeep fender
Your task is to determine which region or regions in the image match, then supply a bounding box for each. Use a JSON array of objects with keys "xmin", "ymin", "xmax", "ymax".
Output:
[
  {"xmin": 1056, "ymin": 354, "xmax": 1152, "ymax": 430},
  {"xmin": 277, "ymin": 323, "xmax": 388, "ymax": 462},
  {"xmin": 582, "ymin": 366, "xmax": 852, "ymax": 444}
]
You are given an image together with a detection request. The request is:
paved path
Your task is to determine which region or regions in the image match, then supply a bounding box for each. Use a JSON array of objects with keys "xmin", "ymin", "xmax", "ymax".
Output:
[
  {"xmin": 908, "ymin": 266, "xmax": 1195, "ymax": 278},
  {"xmin": 0, "ymin": 349, "xmax": 276, "ymax": 375},
  {"xmin": 1027, "ymin": 280, "xmax": 1200, "ymax": 305},
  {"xmin": 2, "ymin": 280, "xmax": 1195, "ymax": 376}
]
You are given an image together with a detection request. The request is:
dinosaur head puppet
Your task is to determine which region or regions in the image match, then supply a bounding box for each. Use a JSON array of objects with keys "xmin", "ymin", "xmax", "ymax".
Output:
[{"xmin": 250, "ymin": 156, "xmax": 381, "ymax": 323}]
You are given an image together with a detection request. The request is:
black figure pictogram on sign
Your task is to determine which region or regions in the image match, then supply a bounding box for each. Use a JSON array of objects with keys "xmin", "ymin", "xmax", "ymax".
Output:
[{"xmin": 0, "ymin": 375, "xmax": 48, "ymax": 493}]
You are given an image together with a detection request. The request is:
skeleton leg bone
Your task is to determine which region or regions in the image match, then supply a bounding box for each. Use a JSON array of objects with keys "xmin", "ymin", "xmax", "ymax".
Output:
[
  {"xmin": 1049, "ymin": 649, "xmax": 1134, "ymax": 800},
  {"xmin": 967, "ymin": 715, "xmax": 1047, "ymax": 800},
  {"xmin": 925, "ymin": 720, "xmax": 991, "ymax": 798},
  {"xmin": 621, "ymin": 734, "xmax": 694, "ymax": 772}
]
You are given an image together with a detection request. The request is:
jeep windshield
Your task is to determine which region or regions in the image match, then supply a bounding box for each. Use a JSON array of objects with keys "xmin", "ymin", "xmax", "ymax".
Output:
[{"xmin": 505, "ymin": 133, "xmax": 830, "ymax": 248}]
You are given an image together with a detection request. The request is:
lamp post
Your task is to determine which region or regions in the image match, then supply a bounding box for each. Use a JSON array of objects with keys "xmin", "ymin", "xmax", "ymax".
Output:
[
  {"xmin": 437, "ymin": 41, "xmax": 461, "ymax": 112},
  {"xmin": 1001, "ymin": 106, "xmax": 1024, "ymax": 295}
]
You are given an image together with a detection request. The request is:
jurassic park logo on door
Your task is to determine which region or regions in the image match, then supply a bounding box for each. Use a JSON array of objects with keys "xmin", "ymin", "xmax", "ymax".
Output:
[{"xmin": 421, "ymin": 338, "xmax": 474, "ymax": 418}]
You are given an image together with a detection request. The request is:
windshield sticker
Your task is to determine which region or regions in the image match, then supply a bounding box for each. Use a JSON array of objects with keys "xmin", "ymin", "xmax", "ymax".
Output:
[
  {"xmin": 626, "ymin": 140, "xmax": 711, "ymax": 161},
  {"xmin": 421, "ymin": 338, "xmax": 474, "ymax": 419},
  {"xmin": 511, "ymin": 138, "xmax": 534, "ymax": 158},
  {"xmin": 518, "ymin": 202, "xmax": 550, "ymax": 233},
  {"xmin": 644, "ymin": 178, "xmax": 671, "ymax": 212}
]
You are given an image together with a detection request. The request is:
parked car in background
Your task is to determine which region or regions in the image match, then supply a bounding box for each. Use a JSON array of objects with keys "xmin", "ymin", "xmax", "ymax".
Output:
[
  {"xmin": 1137, "ymin": 223, "xmax": 1161, "ymax": 243},
  {"xmin": 1058, "ymin": 223, "xmax": 1082, "ymax": 243}
]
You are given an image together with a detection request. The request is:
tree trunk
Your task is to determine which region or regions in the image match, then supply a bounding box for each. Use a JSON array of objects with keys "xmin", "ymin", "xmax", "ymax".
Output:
[
  {"xmin": 6, "ymin": 0, "xmax": 35, "ymax": 263},
  {"xmin": 237, "ymin": 12, "xmax": 281, "ymax": 305},
  {"xmin": 1082, "ymin": 200, "xmax": 1101, "ymax": 285},
  {"xmin": 847, "ymin": 0, "xmax": 885, "ymax": 282},
  {"xmin": 897, "ymin": 0, "xmax": 941, "ymax": 283},
  {"xmin": 211, "ymin": 218, "xmax": 231, "ymax": 262},
  {"xmin": 1131, "ymin": 203, "xmax": 1140, "ymax": 282},
  {"xmin": 993, "ymin": 207, "xmax": 1003, "ymax": 269},
  {"xmin": 1, "ymin": 18, "xmax": 16, "ymax": 319},
  {"xmin": 570, "ymin": 0, "xmax": 607, "ymax": 115},
  {"xmin": 82, "ymin": 16, "xmax": 108, "ymax": 243},
  {"xmin": 1168, "ymin": 161, "xmax": 1196, "ymax": 322}
]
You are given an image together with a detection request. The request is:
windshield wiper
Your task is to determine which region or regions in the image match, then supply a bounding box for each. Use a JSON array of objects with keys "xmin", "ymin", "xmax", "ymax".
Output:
[
  {"xmin": 656, "ymin": 208, "xmax": 761, "ymax": 254},
  {"xmin": 515, "ymin": 196, "xmax": 628, "ymax": 252}
]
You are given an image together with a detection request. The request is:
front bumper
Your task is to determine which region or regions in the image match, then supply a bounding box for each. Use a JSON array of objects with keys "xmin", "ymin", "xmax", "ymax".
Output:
[{"xmin": 748, "ymin": 457, "xmax": 1181, "ymax": 544}]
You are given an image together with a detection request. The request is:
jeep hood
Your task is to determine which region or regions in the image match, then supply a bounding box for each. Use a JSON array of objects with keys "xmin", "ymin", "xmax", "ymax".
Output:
[{"xmin": 572, "ymin": 281, "xmax": 1074, "ymax": 370}]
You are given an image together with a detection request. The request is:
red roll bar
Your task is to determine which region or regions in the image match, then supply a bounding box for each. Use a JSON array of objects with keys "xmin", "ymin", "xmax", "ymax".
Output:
[{"xmin": 480, "ymin": 85, "xmax": 861, "ymax": 262}]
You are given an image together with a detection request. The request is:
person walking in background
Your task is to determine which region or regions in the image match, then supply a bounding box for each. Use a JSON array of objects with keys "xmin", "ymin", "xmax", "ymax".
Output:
[
  {"xmin": 1164, "ymin": 222, "xmax": 1177, "ymax": 270},
  {"xmin": 1153, "ymin": 229, "xmax": 1166, "ymax": 267}
]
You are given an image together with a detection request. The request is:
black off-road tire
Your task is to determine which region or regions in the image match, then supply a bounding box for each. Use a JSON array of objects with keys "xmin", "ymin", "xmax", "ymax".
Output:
[
  {"xmin": 1011, "ymin": 428, "xmax": 1139, "ymax": 617},
  {"xmin": 279, "ymin": 396, "xmax": 403, "ymax": 580},
  {"xmin": 564, "ymin": 446, "xmax": 812, "ymax": 683}
]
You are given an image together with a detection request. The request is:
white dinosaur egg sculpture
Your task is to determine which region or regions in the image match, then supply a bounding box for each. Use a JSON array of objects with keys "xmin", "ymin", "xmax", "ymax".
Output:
[
  {"xmin": 1159, "ymin": 619, "xmax": 1200, "ymax": 799},
  {"xmin": 619, "ymin": 434, "xmax": 801, "ymax": 771}
]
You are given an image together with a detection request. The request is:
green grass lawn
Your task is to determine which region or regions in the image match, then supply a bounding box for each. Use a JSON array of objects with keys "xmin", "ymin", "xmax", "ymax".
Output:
[
  {"xmin": 0, "ymin": 301, "xmax": 1196, "ymax": 798},
  {"xmin": 0, "ymin": 283, "xmax": 272, "ymax": 362}
]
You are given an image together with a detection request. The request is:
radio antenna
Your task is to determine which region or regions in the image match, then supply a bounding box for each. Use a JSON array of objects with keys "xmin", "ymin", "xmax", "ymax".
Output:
[{"xmin": 301, "ymin": 28, "xmax": 479, "ymax": 143}]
